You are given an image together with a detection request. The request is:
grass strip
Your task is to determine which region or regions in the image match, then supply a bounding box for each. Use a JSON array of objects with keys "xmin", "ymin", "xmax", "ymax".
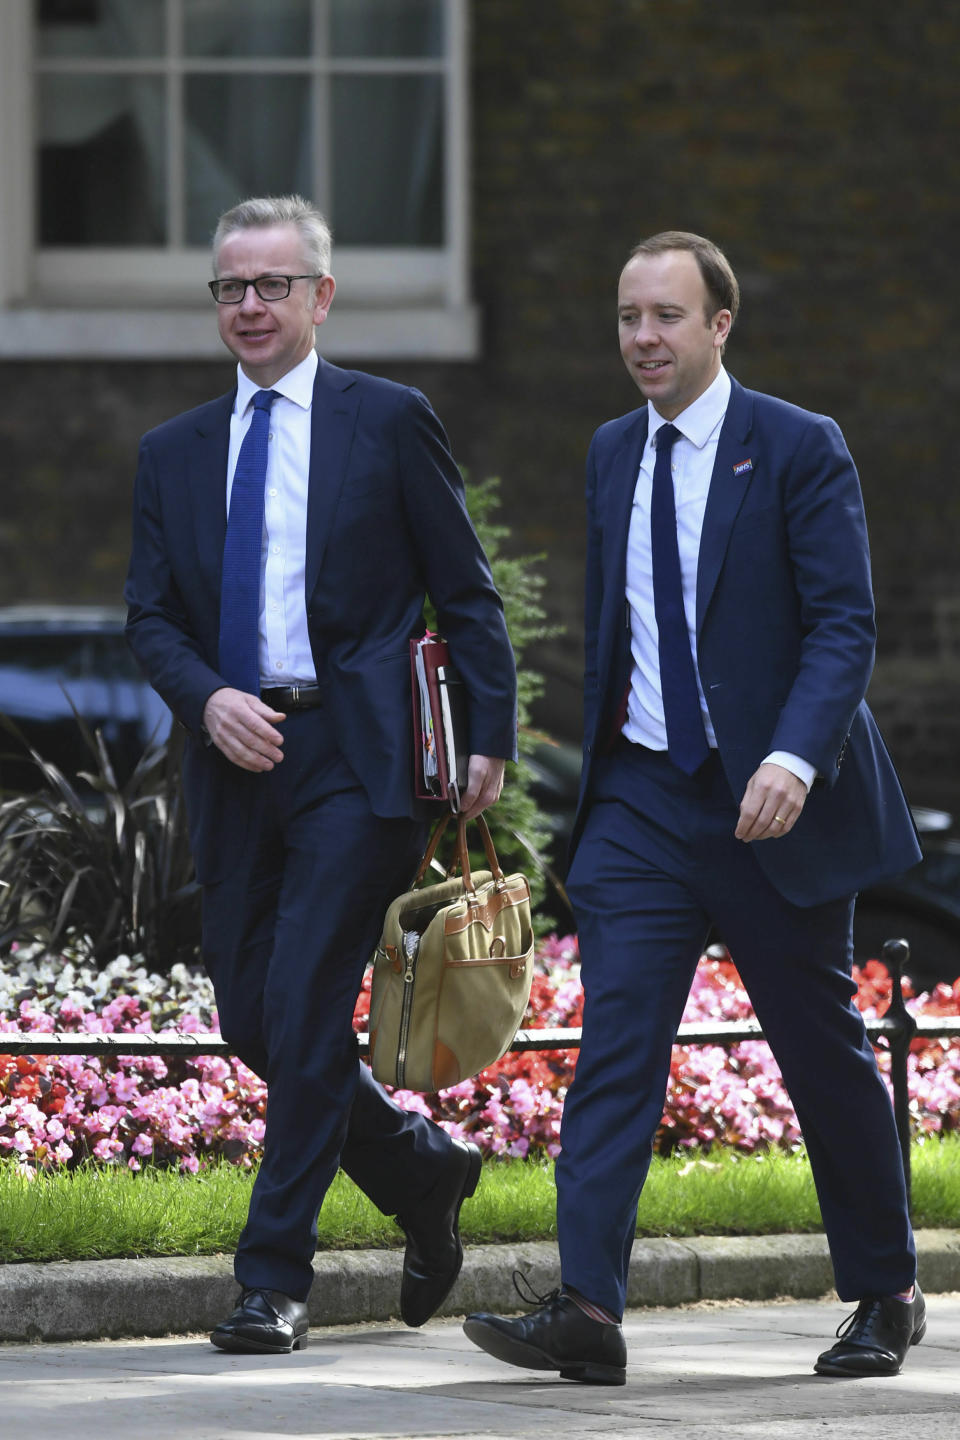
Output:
[{"xmin": 0, "ymin": 1136, "xmax": 957, "ymax": 1264}]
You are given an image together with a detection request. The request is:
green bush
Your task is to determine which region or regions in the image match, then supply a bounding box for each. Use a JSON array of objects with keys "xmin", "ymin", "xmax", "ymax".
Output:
[{"xmin": 461, "ymin": 476, "xmax": 560, "ymax": 914}]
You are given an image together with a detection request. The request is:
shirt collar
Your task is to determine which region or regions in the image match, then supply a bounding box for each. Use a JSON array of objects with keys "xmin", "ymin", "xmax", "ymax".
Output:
[
  {"xmin": 648, "ymin": 365, "xmax": 731, "ymax": 450},
  {"xmin": 234, "ymin": 348, "xmax": 318, "ymax": 417}
]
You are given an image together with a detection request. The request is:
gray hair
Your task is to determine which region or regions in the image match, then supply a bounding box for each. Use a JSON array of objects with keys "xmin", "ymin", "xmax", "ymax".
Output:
[{"xmin": 212, "ymin": 195, "xmax": 332, "ymax": 275}]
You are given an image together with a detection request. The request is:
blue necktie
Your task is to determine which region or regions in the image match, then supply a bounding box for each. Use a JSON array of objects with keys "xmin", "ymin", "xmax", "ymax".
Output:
[
  {"xmin": 650, "ymin": 423, "xmax": 709, "ymax": 774},
  {"xmin": 218, "ymin": 388, "xmax": 278, "ymax": 695}
]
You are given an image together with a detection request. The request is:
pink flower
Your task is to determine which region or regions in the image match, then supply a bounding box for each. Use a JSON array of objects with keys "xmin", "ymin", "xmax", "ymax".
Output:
[
  {"xmin": 391, "ymin": 1091, "xmax": 434, "ymax": 1119},
  {"xmin": 95, "ymin": 1104, "xmax": 126, "ymax": 1127},
  {"xmin": 110, "ymin": 1074, "xmax": 140, "ymax": 1104},
  {"xmin": 199, "ymin": 1057, "xmax": 232, "ymax": 1085},
  {"xmin": 93, "ymin": 1137, "xmax": 123, "ymax": 1162}
]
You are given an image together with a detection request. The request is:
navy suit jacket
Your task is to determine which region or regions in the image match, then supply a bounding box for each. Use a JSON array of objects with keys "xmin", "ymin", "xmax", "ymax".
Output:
[
  {"xmin": 125, "ymin": 357, "xmax": 517, "ymax": 883},
  {"xmin": 571, "ymin": 376, "xmax": 920, "ymax": 907}
]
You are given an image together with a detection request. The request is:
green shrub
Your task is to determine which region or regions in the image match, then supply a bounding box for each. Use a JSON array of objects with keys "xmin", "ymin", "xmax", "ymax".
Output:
[{"xmin": 461, "ymin": 476, "xmax": 560, "ymax": 913}]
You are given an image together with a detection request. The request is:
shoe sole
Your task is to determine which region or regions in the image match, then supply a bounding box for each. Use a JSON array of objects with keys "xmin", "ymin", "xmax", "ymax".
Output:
[
  {"xmin": 463, "ymin": 1317, "xmax": 626, "ymax": 1386},
  {"xmin": 210, "ymin": 1329, "xmax": 308, "ymax": 1355},
  {"xmin": 813, "ymin": 1318, "xmax": 926, "ymax": 1377}
]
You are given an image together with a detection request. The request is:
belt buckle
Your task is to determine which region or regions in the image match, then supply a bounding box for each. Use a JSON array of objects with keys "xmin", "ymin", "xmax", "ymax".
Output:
[{"xmin": 291, "ymin": 685, "xmax": 299, "ymax": 707}]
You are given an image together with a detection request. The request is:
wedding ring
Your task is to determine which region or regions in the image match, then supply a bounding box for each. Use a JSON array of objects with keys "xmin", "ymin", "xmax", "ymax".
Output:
[{"xmin": 773, "ymin": 815, "xmax": 786, "ymax": 825}]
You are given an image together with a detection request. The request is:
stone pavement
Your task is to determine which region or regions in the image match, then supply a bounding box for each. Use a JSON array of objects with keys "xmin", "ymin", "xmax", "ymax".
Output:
[{"xmin": 2, "ymin": 1296, "xmax": 959, "ymax": 1440}]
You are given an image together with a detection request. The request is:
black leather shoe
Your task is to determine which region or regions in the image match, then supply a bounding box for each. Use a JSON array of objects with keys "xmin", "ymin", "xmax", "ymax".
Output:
[
  {"xmin": 210, "ymin": 1287, "xmax": 310, "ymax": 1354},
  {"xmin": 464, "ymin": 1285, "xmax": 627, "ymax": 1385},
  {"xmin": 396, "ymin": 1138, "xmax": 482, "ymax": 1327},
  {"xmin": 814, "ymin": 1285, "xmax": 926, "ymax": 1376}
]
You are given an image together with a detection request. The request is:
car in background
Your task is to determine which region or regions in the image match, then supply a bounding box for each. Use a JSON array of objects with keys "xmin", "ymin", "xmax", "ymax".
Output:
[
  {"xmin": 0, "ymin": 605, "xmax": 171, "ymax": 793},
  {"xmin": 526, "ymin": 738, "xmax": 960, "ymax": 992}
]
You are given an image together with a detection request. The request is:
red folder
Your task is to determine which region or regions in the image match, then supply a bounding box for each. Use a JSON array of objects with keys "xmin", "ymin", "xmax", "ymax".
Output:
[{"xmin": 410, "ymin": 633, "xmax": 469, "ymax": 812}]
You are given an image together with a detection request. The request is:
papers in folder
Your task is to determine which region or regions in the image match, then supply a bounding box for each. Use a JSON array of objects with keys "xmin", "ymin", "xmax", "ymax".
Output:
[{"xmin": 411, "ymin": 633, "xmax": 469, "ymax": 812}]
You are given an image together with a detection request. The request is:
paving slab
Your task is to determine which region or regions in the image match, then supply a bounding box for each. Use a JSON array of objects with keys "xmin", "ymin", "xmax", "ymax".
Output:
[{"xmin": 1, "ymin": 1296, "xmax": 958, "ymax": 1440}]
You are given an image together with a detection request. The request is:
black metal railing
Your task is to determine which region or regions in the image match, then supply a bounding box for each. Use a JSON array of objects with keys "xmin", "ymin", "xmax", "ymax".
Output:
[{"xmin": 2, "ymin": 938, "xmax": 958, "ymax": 1206}]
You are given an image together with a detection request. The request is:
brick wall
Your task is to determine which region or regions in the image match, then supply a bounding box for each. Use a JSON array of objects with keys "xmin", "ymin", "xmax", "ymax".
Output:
[{"xmin": 2, "ymin": 0, "xmax": 958, "ymax": 805}]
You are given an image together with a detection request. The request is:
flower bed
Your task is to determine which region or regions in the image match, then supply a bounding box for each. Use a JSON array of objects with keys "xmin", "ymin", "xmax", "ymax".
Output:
[{"xmin": 0, "ymin": 938, "xmax": 958, "ymax": 1175}]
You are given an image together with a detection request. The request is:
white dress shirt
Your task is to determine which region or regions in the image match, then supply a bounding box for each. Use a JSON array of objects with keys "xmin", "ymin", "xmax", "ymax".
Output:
[
  {"xmin": 227, "ymin": 350, "xmax": 318, "ymax": 687},
  {"xmin": 622, "ymin": 366, "xmax": 815, "ymax": 790}
]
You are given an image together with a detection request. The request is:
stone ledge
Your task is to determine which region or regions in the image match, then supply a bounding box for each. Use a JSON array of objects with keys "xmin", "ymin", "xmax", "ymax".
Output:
[{"xmin": 0, "ymin": 1231, "xmax": 953, "ymax": 1343}]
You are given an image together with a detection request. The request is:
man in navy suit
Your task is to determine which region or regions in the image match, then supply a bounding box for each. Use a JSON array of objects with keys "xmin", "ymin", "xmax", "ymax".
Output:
[
  {"xmin": 465, "ymin": 232, "xmax": 924, "ymax": 1382},
  {"xmin": 125, "ymin": 194, "xmax": 517, "ymax": 1353}
]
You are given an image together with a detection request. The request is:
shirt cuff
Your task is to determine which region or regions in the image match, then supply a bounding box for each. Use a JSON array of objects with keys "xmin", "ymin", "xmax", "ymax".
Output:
[{"xmin": 762, "ymin": 751, "xmax": 817, "ymax": 792}]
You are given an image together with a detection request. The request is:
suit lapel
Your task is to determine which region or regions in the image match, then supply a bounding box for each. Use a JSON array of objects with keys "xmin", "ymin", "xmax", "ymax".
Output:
[
  {"xmin": 696, "ymin": 379, "xmax": 757, "ymax": 632},
  {"xmin": 190, "ymin": 391, "xmax": 235, "ymax": 593},
  {"xmin": 304, "ymin": 358, "xmax": 360, "ymax": 601}
]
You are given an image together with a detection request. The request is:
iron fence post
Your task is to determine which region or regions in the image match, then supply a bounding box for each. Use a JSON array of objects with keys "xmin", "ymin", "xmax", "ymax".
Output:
[{"xmin": 881, "ymin": 937, "xmax": 917, "ymax": 1211}]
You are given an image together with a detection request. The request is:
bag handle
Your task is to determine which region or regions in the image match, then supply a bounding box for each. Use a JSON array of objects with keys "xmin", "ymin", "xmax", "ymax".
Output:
[
  {"xmin": 453, "ymin": 813, "xmax": 506, "ymax": 892},
  {"xmin": 412, "ymin": 812, "xmax": 454, "ymax": 886},
  {"xmin": 411, "ymin": 812, "xmax": 507, "ymax": 894}
]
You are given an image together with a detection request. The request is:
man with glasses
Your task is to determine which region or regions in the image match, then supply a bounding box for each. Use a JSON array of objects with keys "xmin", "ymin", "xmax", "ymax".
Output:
[{"xmin": 125, "ymin": 194, "xmax": 517, "ymax": 1353}]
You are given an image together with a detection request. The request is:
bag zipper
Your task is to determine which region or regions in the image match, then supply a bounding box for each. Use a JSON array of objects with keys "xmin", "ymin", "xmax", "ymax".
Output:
[{"xmin": 397, "ymin": 929, "xmax": 421, "ymax": 1088}]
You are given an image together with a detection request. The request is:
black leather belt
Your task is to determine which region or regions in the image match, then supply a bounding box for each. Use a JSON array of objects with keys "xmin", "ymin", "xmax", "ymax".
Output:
[{"xmin": 261, "ymin": 684, "xmax": 323, "ymax": 712}]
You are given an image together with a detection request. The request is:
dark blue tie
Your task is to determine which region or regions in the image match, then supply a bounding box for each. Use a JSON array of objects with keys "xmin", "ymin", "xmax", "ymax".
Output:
[
  {"xmin": 651, "ymin": 422, "xmax": 709, "ymax": 774},
  {"xmin": 218, "ymin": 388, "xmax": 278, "ymax": 695}
]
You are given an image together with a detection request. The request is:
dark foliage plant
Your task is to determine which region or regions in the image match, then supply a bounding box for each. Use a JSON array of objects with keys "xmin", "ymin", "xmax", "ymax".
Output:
[{"xmin": 0, "ymin": 713, "xmax": 199, "ymax": 971}]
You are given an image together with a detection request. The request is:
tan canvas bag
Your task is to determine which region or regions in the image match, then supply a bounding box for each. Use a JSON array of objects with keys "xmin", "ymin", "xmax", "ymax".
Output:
[{"xmin": 369, "ymin": 814, "xmax": 534, "ymax": 1092}]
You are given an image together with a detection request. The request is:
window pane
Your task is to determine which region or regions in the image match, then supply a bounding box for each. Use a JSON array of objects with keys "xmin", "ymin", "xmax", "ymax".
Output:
[
  {"xmin": 184, "ymin": 0, "xmax": 311, "ymax": 59},
  {"xmin": 331, "ymin": 0, "xmax": 444, "ymax": 58},
  {"xmin": 36, "ymin": 0, "xmax": 164, "ymax": 58},
  {"xmin": 185, "ymin": 76, "xmax": 312, "ymax": 246},
  {"xmin": 332, "ymin": 75, "xmax": 444, "ymax": 245},
  {"xmin": 37, "ymin": 75, "xmax": 166, "ymax": 245}
]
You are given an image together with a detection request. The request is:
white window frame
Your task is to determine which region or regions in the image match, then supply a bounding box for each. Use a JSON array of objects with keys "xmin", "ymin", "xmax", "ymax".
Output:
[{"xmin": 0, "ymin": 0, "xmax": 476, "ymax": 360}]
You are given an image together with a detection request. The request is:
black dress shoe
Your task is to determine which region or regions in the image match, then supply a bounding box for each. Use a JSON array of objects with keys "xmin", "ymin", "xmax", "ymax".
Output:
[
  {"xmin": 814, "ymin": 1285, "xmax": 926, "ymax": 1376},
  {"xmin": 464, "ymin": 1286, "xmax": 627, "ymax": 1385},
  {"xmin": 210, "ymin": 1287, "xmax": 310, "ymax": 1354},
  {"xmin": 396, "ymin": 1138, "xmax": 482, "ymax": 1327}
]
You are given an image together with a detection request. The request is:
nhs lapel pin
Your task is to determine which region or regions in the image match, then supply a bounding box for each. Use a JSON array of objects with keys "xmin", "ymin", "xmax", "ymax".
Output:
[{"xmin": 732, "ymin": 458, "xmax": 753, "ymax": 477}]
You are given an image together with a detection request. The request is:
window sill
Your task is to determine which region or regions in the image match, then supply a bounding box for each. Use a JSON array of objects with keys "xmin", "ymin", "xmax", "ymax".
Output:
[{"xmin": 0, "ymin": 305, "xmax": 479, "ymax": 362}]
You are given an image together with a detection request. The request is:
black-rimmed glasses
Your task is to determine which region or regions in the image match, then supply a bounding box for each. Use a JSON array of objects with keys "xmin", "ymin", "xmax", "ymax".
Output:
[{"xmin": 208, "ymin": 274, "xmax": 323, "ymax": 304}]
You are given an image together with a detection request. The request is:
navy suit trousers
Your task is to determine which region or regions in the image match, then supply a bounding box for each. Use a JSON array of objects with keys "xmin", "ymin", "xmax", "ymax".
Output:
[
  {"xmin": 560, "ymin": 741, "xmax": 916, "ymax": 1317},
  {"xmin": 200, "ymin": 705, "xmax": 451, "ymax": 1299}
]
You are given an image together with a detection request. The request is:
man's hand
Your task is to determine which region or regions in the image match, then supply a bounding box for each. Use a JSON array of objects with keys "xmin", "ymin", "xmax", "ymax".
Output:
[
  {"xmin": 735, "ymin": 762, "xmax": 807, "ymax": 842},
  {"xmin": 203, "ymin": 688, "xmax": 285, "ymax": 772},
  {"xmin": 459, "ymin": 755, "xmax": 506, "ymax": 819}
]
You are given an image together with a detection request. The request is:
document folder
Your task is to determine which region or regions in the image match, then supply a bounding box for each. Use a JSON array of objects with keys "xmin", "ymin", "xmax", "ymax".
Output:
[{"xmin": 410, "ymin": 633, "xmax": 469, "ymax": 812}]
